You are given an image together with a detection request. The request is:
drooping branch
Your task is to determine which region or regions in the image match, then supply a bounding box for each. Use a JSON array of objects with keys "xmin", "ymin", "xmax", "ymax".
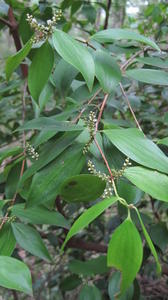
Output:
[{"xmin": 7, "ymin": 7, "xmax": 28, "ymax": 78}]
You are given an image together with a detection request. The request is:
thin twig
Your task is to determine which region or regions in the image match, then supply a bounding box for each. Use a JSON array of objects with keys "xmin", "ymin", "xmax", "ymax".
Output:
[
  {"xmin": 119, "ymin": 82, "xmax": 143, "ymax": 132},
  {"xmin": 75, "ymin": 38, "xmax": 97, "ymax": 50},
  {"xmin": 73, "ymin": 88, "xmax": 102, "ymax": 123},
  {"xmin": 0, "ymin": 16, "xmax": 12, "ymax": 27},
  {"xmin": 121, "ymin": 48, "xmax": 145, "ymax": 71},
  {"xmin": 95, "ymin": 93, "xmax": 108, "ymax": 133}
]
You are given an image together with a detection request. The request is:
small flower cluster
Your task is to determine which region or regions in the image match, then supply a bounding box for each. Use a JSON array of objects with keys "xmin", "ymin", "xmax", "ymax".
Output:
[
  {"xmin": 111, "ymin": 157, "xmax": 132, "ymax": 179},
  {"xmin": 26, "ymin": 10, "xmax": 62, "ymax": 43},
  {"xmin": 88, "ymin": 160, "xmax": 113, "ymax": 199},
  {"xmin": 83, "ymin": 111, "xmax": 97, "ymax": 154},
  {"xmin": 26, "ymin": 143, "xmax": 39, "ymax": 160},
  {"xmin": 87, "ymin": 158, "xmax": 132, "ymax": 199}
]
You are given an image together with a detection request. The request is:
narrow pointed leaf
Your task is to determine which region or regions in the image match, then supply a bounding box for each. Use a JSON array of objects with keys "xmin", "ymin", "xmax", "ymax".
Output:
[
  {"xmin": 52, "ymin": 29, "xmax": 95, "ymax": 91},
  {"xmin": 28, "ymin": 41, "xmax": 54, "ymax": 102},
  {"xmin": 0, "ymin": 224, "xmax": 16, "ymax": 256},
  {"xmin": 61, "ymin": 196, "xmax": 118, "ymax": 251},
  {"xmin": 0, "ymin": 256, "xmax": 32, "ymax": 295},
  {"xmin": 12, "ymin": 223, "xmax": 51, "ymax": 261},
  {"xmin": 6, "ymin": 38, "xmax": 33, "ymax": 80},
  {"xmin": 104, "ymin": 128, "xmax": 168, "ymax": 174},
  {"xmin": 107, "ymin": 218, "xmax": 143, "ymax": 294},
  {"xmin": 12, "ymin": 204, "xmax": 70, "ymax": 229},
  {"xmin": 134, "ymin": 208, "xmax": 161, "ymax": 274},
  {"xmin": 94, "ymin": 50, "xmax": 121, "ymax": 93},
  {"xmin": 126, "ymin": 69, "xmax": 168, "ymax": 86},
  {"xmin": 26, "ymin": 146, "xmax": 85, "ymax": 207},
  {"xmin": 91, "ymin": 29, "xmax": 160, "ymax": 52},
  {"xmin": 124, "ymin": 167, "xmax": 168, "ymax": 202}
]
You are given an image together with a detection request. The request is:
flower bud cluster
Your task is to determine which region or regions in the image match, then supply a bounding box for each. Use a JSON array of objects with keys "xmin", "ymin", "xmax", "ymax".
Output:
[
  {"xmin": 111, "ymin": 157, "xmax": 132, "ymax": 179},
  {"xmin": 87, "ymin": 158, "xmax": 132, "ymax": 199},
  {"xmin": 26, "ymin": 10, "xmax": 62, "ymax": 43},
  {"xmin": 26, "ymin": 143, "xmax": 39, "ymax": 160},
  {"xmin": 87, "ymin": 160, "xmax": 113, "ymax": 199},
  {"xmin": 83, "ymin": 111, "xmax": 97, "ymax": 154}
]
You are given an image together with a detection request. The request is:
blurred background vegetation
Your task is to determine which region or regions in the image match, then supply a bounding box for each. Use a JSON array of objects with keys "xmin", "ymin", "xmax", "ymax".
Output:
[{"xmin": 0, "ymin": 0, "xmax": 168, "ymax": 299}]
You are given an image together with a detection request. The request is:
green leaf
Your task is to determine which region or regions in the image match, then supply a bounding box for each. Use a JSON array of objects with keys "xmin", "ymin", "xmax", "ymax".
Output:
[
  {"xmin": 0, "ymin": 256, "xmax": 32, "ymax": 295},
  {"xmin": 134, "ymin": 208, "xmax": 161, "ymax": 274},
  {"xmin": 12, "ymin": 204, "xmax": 70, "ymax": 229},
  {"xmin": 28, "ymin": 41, "xmax": 54, "ymax": 102},
  {"xmin": 104, "ymin": 128, "xmax": 168, "ymax": 174},
  {"xmin": 0, "ymin": 224, "xmax": 16, "ymax": 256},
  {"xmin": 12, "ymin": 223, "xmax": 51, "ymax": 261},
  {"xmin": 69, "ymin": 256, "xmax": 109, "ymax": 276},
  {"xmin": 51, "ymin": 58, "xmax": 78, "ymax": 97},
  {"xmin": 107, "ymin": 218, "xmax": 143, "ymax": 294},
  {"xmin": 117, "ymin": 179, "xmax": 143, "ymax": 204},
  {"xmin": 0, "ymin": 146, "xmax": 22, "ymax": 164},
  {"xmin": 126, "ymin": 69, "xmax": 168, "ymax": 86},
  {"xmin": 91, "ymin": 29, "xmax": 160, "ymax": 52},
  {"xmin": 108, "ymin": 272, "xmax": 134, "ymax": 300},
  {"xmin": 149, "ymin": 222, "xmax": 168, "ymax": 252},
  {"xmin": 19, "ymin": 131, "xmax": 80, "ymax": 186},
  {"xmin": 60, "ymin": 174, "xmax": 106, "ymax": 203},
  {"xmin": 94, "ymin": 50, "xmax": 121, "ymax": 93},
  {"xmin": 52, "ymin": 29, "xmax": 95, "ymax": 91},
  {"xmin": 26, "ymin": 145, "xmax": 85, "ymax": 207},
  {"xmin": 17, "ymin": 117, "xmax": 83, "ymax": 132},
  {"xmin": 79, "ymin": 284, "xmax": 102, "ymax": 300},
  {"xmin": 158, "ymin": 137, "xmax": 168, "ymax": 146},
  {"xmin": 61, "ymin": 196, "xmax": 118, "ymax": 251},
  {"xmin": 5, "ymin": 38, "xmax": 33, "ymax": 80},
  {"xmin": 136, "ymin": 57, "xmax": 168, "ymax": 68},
  {"xmin": 124, "ymin": 166, "xmax": 168, "ymax": 202}
]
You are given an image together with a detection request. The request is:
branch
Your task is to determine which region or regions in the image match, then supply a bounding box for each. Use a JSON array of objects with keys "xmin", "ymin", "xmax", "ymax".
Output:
[
  {"xmin": 0, "ymin": 16, "xmax": 12, "ymax": 27},
  {"xmin": 104, "ymin": 0, "xmax": 112, "ymax": 29},
  {"xmin": 73, "ymin": 88, "xmax": 102, "ymax": 123},
  {"xmin": 7, "ymin": 7, "xmax": 28, "ymax": 78},
  {"xmin": 67, "ymin": 238, "xmax": 107, "ymax": 253},
  {"xmin": 119, "ymin": 83, "xmax": 143, "ymax": 132}
]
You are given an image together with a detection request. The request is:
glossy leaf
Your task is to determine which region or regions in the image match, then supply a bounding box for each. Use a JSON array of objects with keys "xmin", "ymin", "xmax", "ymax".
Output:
[
  {"xmin": 94, "ymin": 50, "xmax": 121, "ymax": 93},
  {"xmin": 0, "ymin": 224, "xmax": 16, "ymax": 256},
  {"xmin": 107, "ymin": 218, "xmax": 143, "ymax": 294},
  {"xmin": 61, "ymin": 196, "xmax": 118, "ymax": 251},
  {"xmin": 6, "ymin": 38, "xmax": 33, "ymax": 80},
  {"xmin": 12, "ymin": 203, "xmax": 70, "ymax": 228},
  {"xmin": 0, "ymin": 256, "xmax": 32, "ymax": 295},
  {"xmin": 91, "ymin": 29, "xmax": 160, "ymax": 52},
  {"xmin": 108, "ymin": 272, "xmax": 134, "ymax": 300},
  {"xmin": 0, "ymin": 146, "xmax": 22, "ymax": 164},
  {"xmin": 17, "ymin": 117, "xmax": 83, "ymax": 132},
  {"xmin": 12, "ymin": 223, "xmax": 51, "ymax": 261},
  {"xmin": 53, "ymin": 29, "xmax": 95, "ymax": 91},
  {"xmin": 135, "ymin": 208, "xmax": 161, "ymax": 273},
  {"xmin": 158, "ymin": 137, "xmax": 168, "ymax": 146},
  {"xmin": 19, "ymin": 131, "xmax": 80, "ymax": 186},
  {"xmin": 60, "ymin": 174, "xmax": 106, "ymax": 203},
  {"xmin": 126, "ymin": 69, "xmax": 168, "ymax": 85},
  {"xmin": 104, "ymin": 128, "xmax": 168, "ymax": 173},
  {"xmin": 26, "ymin": 145, "xmax": 85, "ymax": 207},
  {"xmin": 124, "ymin": 166, "xmax": 168, "ymax": 202},
  {"xmin": 79, "ymin": 284, "xmax": 102, "ymax": 300},
  {"xmin": 28, "ymin": 41, "xmax": 54, "ymax": 102},
  {"xmin": 136, "ymin": 57, "xmax": 168, "ymax": 68},
  {"xmin": 69, "ymin": 256, "xmax": 109, "ymax": 276}
]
